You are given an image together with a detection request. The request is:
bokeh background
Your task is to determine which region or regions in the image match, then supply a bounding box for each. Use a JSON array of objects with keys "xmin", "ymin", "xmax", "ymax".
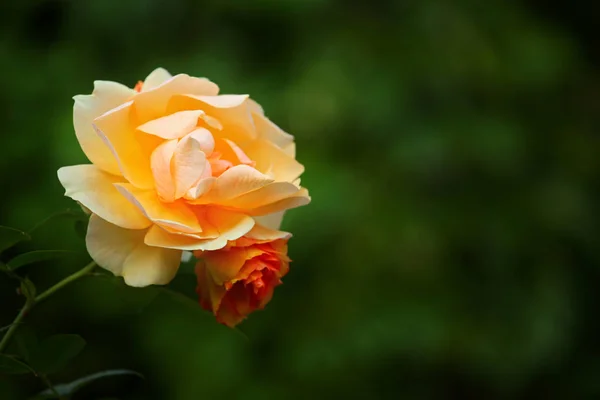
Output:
[{"xmin": 1, "ymin": 0, "xmax": 600, "ymax": 398}]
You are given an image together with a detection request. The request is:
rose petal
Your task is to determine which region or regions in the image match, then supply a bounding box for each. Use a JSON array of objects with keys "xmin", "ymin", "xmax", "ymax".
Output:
[
  {"xmin": 246, "ymin": 187, "xmax": 311, "ymax": 216},
  {"xmin": 254, "ymin": 212, "xmax": 286, "ymax": 231},
  {"xmin": 243, "ymin": 139, "xmax": 304, "ymax": 182},
  {"xmin": 73, "ymin": 81, "xmax": 135, "ymax": 175},
  {"xmin": 150, "ymin": 139, "xmax": 178, "ymax": 202},
  {"xmin": 253, "ymin": 112, "xmax": 295, "ymax": 150},
  {"xmin": 185, "ymin": 177, "xmax": 216, "ymax": 200},
  {"xmin": 58, "ymin": 165, "xmax": 150, "ymax": 229},
  {"xmin": 114, "ymin": 183, "xmax": 202, "ymax": 233},
  {"xmin": 173, "ymin": 134, "xmax": 207, "ymax": 199},
  {"xmin": 144, "ymin": 225, "xmax": 227, "ymax": 251},
  {"xmin": 142, "ymin": 68, "xmax": 172, "ymax": 91},
  {"xmin": 137, "ymin": 110, "xmax": 204, "ymax": 139},
  {"xmin": 86, "ymin": 214, "xmax": 182, "ymax": 287},
  {"xmin": 93, "ymin": 101, "xmax": 158, "ymax": 189},
  {"xmin": 245, "ymin": 223, "xmax": 291, "ymax": 241},
  {"xmin": 134, "ymin": 74, "xmax": 220, "ymax": 123},
  {"xmin": 168, "ymin": 94, "xmax": 255, "ymax": 143},
  {"xmin": 192, "ymin": 165, "xmax": 274, "ymax": 204}
]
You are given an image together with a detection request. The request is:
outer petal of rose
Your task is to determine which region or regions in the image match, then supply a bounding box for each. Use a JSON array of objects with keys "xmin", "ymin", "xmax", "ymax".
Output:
[
  {"xmin": 137, "ymin": 110, "xmax": 204, "ymax": 139},
  {"xmin": 134, "ymin": 74, "xmax": 220, "ymax": 123},
  {"xmin": 169, "ymin": 94, "xmax": 256, "ymax": 143},
  {"xmin": 145, "ymin": 225, "xmax": 227, "ymax": 251},
  {"xmin": 151, "ymin": 139, "xmax": 177, "ymax": 202},
  {"xmin": 173, "ymin": 134, "xmax": 207, "ymax": 199},
  {"xmin": 253, "ymin": 112, "xmax": 294, "ymax": 150},
  {"xmin": 254, "ymin": 212, "xmax": 285, "ymax": 231},
  {"xmin": 191, "ymin": 165, "xmax": 274, "ymax": 204},
  {"xmin": 196, "ymin": 260, "xmax": 227, "ymax": 314},
  {"xmin": 142, "ymin": 68, "xmax": 172, "ymax": 91},
  {"xmin": 243, "ymin": 139, "xmax": 304, "ymax": 182},
  {"xmin": 245, "ymin": 223, "xmax": 291, "ymax": 241},
  {"xmin": 93, "ymin": 101, "xmax": 158, "ymax": 189},
  {"xmin": 247, "ymin": 188, "xmax": 311, "ymax": 216},
  {"xmin": 114, "ymin": 183, "xmax": 202, "ymax": 233},
  {"xmin": 203, "ymin": 246, "xmax": 265, "ymax": 285},
  {"xmin": 58, "ymin": 165, "xmax": 151, "ymax": 229},
  {"xmin": 86, "ymin": 214, "xmax": 182, "ymax": 286},
  {"xmin": 207, "ymin": 208, "xmax": 255, "ymax": 241},
  {"xmin": 221, "ymin": 181, "xmax": 303, "ymax": 210},
  {"xmin": 73, "ymin": 81, "xmax": 135, "ymax": 176}
]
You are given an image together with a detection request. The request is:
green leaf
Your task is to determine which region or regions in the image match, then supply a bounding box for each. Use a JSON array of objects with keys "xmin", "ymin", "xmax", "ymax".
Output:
[
  {"xmin": 37, "ymin": 369, "xmax": 143, "ymax": 397},
  {"xmin": 0, "ymin": 226, "xmax": 30, "ymax": 253},
  {"xmin": 0, "ymin": 354, "xmax": 35, "ymax": 374},
  {"xmin": 12, "ymin": 325, "xmax": 38, "ymax": 361},
  {"xmin": 7, "ymin": 250, "xmax": 75, "ymax": 271},
  {"xmin": 28, "ymin": 208, "xmax": 88, "ymax": 235},
  {"xmin": 29, "ymin": 334, "xmax": 86, "ymax": 374},
  {"xmin": 20, "ymin": 278, "xmax": 37, "ymax": 301}
]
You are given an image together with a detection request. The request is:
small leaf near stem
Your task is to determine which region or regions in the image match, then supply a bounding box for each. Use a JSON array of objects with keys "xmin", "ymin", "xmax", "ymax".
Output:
[{"xmin": 0, "ymin": 261, "xmax": 96, "ymax": 353}]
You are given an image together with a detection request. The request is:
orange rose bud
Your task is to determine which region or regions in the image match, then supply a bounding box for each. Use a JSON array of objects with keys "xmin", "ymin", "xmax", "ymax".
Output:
[{"xmin": 195, "ymin": 237, "xmax": 290, "ymax": 327}]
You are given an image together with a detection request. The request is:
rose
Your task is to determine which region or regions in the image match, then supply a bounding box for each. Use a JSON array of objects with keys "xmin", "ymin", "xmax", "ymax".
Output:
[
  {"xmin": 194, "ymin": 225, "xmax": 291, "ymax": 327},
  {"xmin": 58, "ymin": 68, "xmax": 309, "ymax": 287}
]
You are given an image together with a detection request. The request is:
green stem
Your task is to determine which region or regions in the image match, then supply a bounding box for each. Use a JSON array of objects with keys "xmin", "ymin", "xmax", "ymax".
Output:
[
  {"xmin": 40, "ymin": 374, "xmax": 62, "ymax": 399},
  {"xmin": 35, "ymin": 261, "xmax": 96, "ymax": 304},
  {"xmin": 0, "ymin": 299, "xmax": 33, "ymax": 353},
  {"xmin": 0, "ymin": 261, "xmax": 96, "ymax": 353}
]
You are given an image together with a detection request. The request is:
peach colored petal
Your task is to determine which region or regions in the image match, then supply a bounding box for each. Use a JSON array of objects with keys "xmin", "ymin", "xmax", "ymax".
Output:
[
  {"xmin": 93, "ymin": 101, "xmax": 157, "ymax": 189},
  {"xmin": 150, "ymin": 139, "xmax": 178, "ymax": 202},
  {"xmin": 214, "ymin": 138, "xmax": 254, "ymax": 165},
  {"xmin": 73, "ymin": 81, "xmax": 135, "ymax": 176},
  {"xmin": 253, "ymin": 112, "xmax": 294, "ymax": 149},
  {"xmin": 114, "ymin": 183, "xmax": 202, "ymax": 233},
  {"xmin": 168, "ymin": 94, "xmax": 255, "ymax": 143},
  {"xmin": 134, "ymin": 74, "xmax": 219, "ymax": 123},
  {"xmin": 187, "ymin": 127, "xmax": 215, "ymax": 154},
  {"xmin": 142, "ymin": 68, "xmax": 172, "ymax": 91},
  {"xmin": 191, "ymin": 165, "xmax": 274, "ymax": 204},
  {"xmin": 221, "ymin": 181, "xmax": 302, "ymax": 210},
  {"xmin": 254, "ymin": 212, "xmax": 285, "ymax": 231},
  {"xmin": 243, "ymin": 139, "xmax": 304, "ymax": 182},
  {"xmin": 245, "ymin": 223, "xmax": 291, "ymax": 241},
  {"xmin": 144, "ymin": 225, "xmax": 227, "ymax": 251},
  {"xmin": 58, "ymin": 165, "xmax": 150, "ymax": 229},
  {"xmin": 173, "ymin": 134, "xmax": 207, "ymax": 199},
  {"xmin": 185, "ymin": 177, "xmax": 216, "ymax": 200},
  {"xmin": 247, "ymin": 188, "xmax": 311, "ymax": 216},
  {"xmin": 137, "ymin": 110, "xmax": 204, "ymax": 139},
  {"xmin": 86, "ymin": 214, "xmax": 182, "ymax": 287},
  {"xmin": 206, "ymin": 208, "xmax": 255, "ymax": 241}
]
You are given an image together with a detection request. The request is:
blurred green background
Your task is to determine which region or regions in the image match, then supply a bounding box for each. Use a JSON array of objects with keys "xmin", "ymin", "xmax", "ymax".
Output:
[{"xmin": 1, "ymin": 0, "xmax": 600, "ymax": 398}]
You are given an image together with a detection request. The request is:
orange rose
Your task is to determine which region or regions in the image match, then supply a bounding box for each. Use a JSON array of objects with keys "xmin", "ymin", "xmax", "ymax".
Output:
[
  {"xmin": 58, "ymin": 68, "xmax": 309, "ymax": 287},
  {"xmin": 195, "ymin": 225, "xmax": 291, "ymax": 327}
]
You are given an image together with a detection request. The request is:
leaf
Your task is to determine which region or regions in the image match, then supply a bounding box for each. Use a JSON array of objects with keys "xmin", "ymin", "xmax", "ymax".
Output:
[
  {"xmin": 0, "ymin": 354, "xmax": 35, "ymax": 374},
  {"xmin": 20, "ymin": 278, "xmax": 37, "ymax": 301},
  {"xmin": 29, "ymin": 334, "xmax": 86, "ymax": 374},
  {"xmin": 74, "ymin": 219, "xmax": 87, "ymax": 239},
  {"xmin": 0, "ymin": 226, "xmax": 30, "ymax": 253},
  {"xmin": 37, "ymin": 369, "xmax": 143, "ymax": 397},
  {"xmin": 7, "ymin": 250, "xmax": 76, "ymax": 271}
]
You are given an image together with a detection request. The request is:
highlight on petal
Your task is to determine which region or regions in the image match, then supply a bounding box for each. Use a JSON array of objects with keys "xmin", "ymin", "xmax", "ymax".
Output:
[
  {"xmin": 221, "ymin": 181, "xmax": 305, "ymax": 211},
  {"xmin": 185, "ymin": 177, "xmax": 216, "ymax": 200},
  {"xmin": 150, "ymin": 139, "xmax": 178, "ymax": 202},
  {"xmin": 73, "ymin": 81, "xmax": 135, "ymax": 175},
  {"xmin": 134, "ymin": 74, "xmax": 220, "ymax": 123},
  {"xmin": 243, "ymin": 139, "xmax": 304, "ymax": 182},
  {"xmin": 93, "ymin": 101, "xmax": 158, "ymax": 189},
  {"xmin": 137, "ymin": 110, "xmax": 204, "ymax": 139},
  {"xmin": 246, "ymin": 220, "xmax": 291, "ymax": 241},
  {"xmin": 205, "ymin": 207, "xmax": 255, "ymax": 241},
  {"xmin": 58, "ymin": 165, "xmax": 150, "ymax": 229},
  {"xmin": 86, "ymin": 214, "xmax": 182, "ymax": 287},
  {"xmin": 172, "ymin": 135, "xmax": 208, "ymax": 199},
  {"xmin": 115, "ymin": 183, "xmax": 202, "ymax": 233},
  {"xmin": 142, "ymin": 68, "xmax": 172, "ymax": 91},
  {"xmin": 247, "ymin": 187, "xmax": 311, "ymax": 216}
]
